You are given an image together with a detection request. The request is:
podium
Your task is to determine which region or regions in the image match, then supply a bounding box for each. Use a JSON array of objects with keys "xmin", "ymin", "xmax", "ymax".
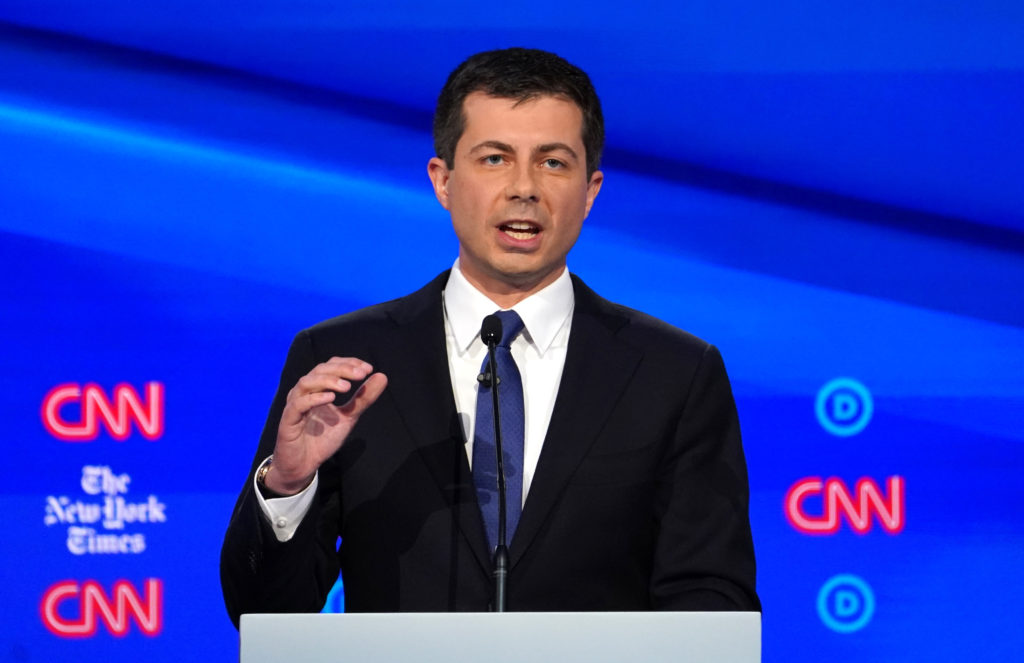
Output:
[{"xmin": 240, "ymin": 611, "xmax": 761, "ymax": 662}]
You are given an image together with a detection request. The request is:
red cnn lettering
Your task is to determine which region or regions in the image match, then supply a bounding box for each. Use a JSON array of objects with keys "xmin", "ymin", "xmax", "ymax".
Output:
[
  {"xmin": 41, "ymin": 382, "xmax": 164, "ymax": 441},
  {"xmin": 785, "ymin": 476, "xmax": 905, "ymax": 534},
  {"xmin": 40, "ymin": 578, "xmax": 163, "ymax": 637}
]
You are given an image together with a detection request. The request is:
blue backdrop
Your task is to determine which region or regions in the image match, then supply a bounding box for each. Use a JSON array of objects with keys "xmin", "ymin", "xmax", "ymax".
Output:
[{"xmin": 1, "ymin": 2, "xmax": 1022, "ymax": 661}]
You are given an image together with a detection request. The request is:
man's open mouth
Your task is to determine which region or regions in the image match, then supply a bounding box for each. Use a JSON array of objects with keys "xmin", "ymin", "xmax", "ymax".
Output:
[{"xmin": 499, "ymin": 221, "xmax": 541, "ymax": 240}]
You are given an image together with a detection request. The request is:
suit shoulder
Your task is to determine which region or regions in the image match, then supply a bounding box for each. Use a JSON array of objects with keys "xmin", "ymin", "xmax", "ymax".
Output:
[
  {"xmin": 304, "ymin": 297, "xmax": 400, "ymax": 338},
  {"xmin": 298, "ymin": 271, "xmax": 448, "ymax": 345},
  {"xmin": 610, "ymin": 301, "xmax": 708, "ymax": 348},
  {"xmin": 611, "ymin": 302, "xmax": 714, "ymax": 358},
  {"xmin": 577, "ymin": 282, "xmax": 713, "ymax": 358}
]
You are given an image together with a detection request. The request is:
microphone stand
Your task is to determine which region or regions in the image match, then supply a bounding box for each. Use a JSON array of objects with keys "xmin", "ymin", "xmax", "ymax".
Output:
[{"xmin": 482, "ymin": 316, "xmax": 509, "ymax": 612}]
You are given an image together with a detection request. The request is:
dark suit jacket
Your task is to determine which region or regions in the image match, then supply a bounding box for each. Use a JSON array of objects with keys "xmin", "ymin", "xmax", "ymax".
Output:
[{"xmin": 221, "ymin": 271, "xmax": 759, "ymax": 626}]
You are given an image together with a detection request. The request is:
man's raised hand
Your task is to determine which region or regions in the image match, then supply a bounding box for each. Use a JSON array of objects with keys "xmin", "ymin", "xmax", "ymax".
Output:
[{"xmin": 266, "ymin": 357, "xmax": 388, "ymax": 495}]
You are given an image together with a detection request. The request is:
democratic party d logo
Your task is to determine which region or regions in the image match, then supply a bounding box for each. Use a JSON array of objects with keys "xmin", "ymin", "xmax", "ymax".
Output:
[
  {"xmin": 816, "ymin": 378, "xmax": 873, "ymax": 437},
  {"xmin": 817, "ymin": 574, "xmax": 875, "ymax": 633}
]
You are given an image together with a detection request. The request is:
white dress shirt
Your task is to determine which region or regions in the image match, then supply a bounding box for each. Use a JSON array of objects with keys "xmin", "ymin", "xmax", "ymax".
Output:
[{"xmin": 257, "ymin": 260, "xmax": 574, "ymax": 542}]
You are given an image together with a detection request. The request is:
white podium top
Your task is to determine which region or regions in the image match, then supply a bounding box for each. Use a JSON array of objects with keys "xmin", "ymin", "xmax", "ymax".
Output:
[{"xmin": 240, "ymin": 611, "xmax": 761, "ymax": 663}]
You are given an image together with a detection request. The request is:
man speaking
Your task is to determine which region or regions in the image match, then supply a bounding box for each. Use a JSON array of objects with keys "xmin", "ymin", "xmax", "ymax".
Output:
[{"xmin": 221, "ymin": 47, "xmax": 759, "ymax": 623}]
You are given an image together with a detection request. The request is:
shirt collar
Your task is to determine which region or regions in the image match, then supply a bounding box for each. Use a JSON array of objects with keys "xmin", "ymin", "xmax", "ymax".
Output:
[{"xmin": 444, "ymin": 259, "xmax": 574, "ymax": 356}]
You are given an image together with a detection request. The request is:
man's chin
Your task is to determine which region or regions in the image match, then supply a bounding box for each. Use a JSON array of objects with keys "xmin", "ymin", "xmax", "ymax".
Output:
[
  {"xmin": 460, "ymin": 259, "xmax": 565, "ymax": 299},
  {"xmin": 489, "ymin": 262, "xmax": 566, "ymax": 292}
]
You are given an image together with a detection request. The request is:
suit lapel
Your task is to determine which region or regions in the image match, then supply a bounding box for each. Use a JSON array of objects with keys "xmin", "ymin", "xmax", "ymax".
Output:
[
  {"xmin": 380, "ymin": 272, "xmax": 492, "ymax": 575},
  {"xmin": 510, "ymin": 276, "xmax": 643, "ymax": 566}
]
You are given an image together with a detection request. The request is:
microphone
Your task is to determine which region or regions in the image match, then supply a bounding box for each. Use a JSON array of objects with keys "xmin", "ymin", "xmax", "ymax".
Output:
[
  {"xmin": 481, "ymin": 314, "xmax": 502, "ymax": 347},
  {"xmin": 331, "ymin": 376, "xmax": 367, "ymax": 407},
  {"xmin": 478, "ymin": 314, "xmax": 503, "ymax": 387},
  {"xmin": 480, "ymin": 314, "xmax": 509, "ymax": 612}
]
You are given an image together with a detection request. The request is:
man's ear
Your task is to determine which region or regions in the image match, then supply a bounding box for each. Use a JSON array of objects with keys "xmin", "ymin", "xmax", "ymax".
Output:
[
  {"xmin": 427, "ymin": 157, "xmax": 452, "ymax": 210},
  {"xmin": 584, "ymin": 169, "xmax": 604, "ymax": 218}
]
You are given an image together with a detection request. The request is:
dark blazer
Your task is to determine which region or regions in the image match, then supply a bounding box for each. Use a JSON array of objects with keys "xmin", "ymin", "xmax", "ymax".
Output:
[{"xmin": 221, "ymin": 271, "xmax": 759, "ymax": 626}]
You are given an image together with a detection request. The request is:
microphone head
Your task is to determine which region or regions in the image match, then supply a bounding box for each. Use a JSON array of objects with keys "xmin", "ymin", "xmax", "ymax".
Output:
[{"xmin": 481, "ymin": 314, "xmax": 503, "ymax": 347}]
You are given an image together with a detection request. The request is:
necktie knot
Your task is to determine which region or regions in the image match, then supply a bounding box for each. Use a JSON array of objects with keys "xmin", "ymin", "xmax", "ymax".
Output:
[{"xmin": 492, "ymin": 310, "xmax": 524, "ymax": 348}]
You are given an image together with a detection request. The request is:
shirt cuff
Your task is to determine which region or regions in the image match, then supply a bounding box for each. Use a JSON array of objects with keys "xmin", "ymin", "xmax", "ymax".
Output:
[{"xmin": 253, "ymin": 456, "xmax": 318, "ymax": 542}]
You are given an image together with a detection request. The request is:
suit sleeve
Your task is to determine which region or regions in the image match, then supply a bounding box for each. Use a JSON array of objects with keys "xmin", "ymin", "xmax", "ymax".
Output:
[
  {"xmin": 219, "ymin": 330, "xmax": 343, "ymax": 628},
  {"xmin": 649, "ymin": 344, "xmax": 761, "ymax": 611}
]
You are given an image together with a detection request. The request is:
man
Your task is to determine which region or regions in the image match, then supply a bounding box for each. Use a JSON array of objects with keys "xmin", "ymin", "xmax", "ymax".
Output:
[{"xmin": 221, "ymin": 47, "xmax": 759, "ymax": 625}]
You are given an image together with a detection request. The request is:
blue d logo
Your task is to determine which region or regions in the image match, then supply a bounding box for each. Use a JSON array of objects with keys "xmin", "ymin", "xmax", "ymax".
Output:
[
  {"xmin": 817, "ymin": 574, "xmax": 875, "ymax": 633},
  {"xmin": 816, "ymin": 378, "xmax": 873, "ymax": 436}
]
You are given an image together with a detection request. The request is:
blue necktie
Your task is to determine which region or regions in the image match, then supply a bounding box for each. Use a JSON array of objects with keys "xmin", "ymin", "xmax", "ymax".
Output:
[{"xmin": 472, "ymin": 310, "xmax": 526, "ymax": 552}]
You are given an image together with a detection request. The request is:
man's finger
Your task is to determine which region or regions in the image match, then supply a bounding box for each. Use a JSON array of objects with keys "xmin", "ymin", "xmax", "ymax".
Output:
[
  {"xmin": 324, "ymin": 357, "xmax": 374, "ymax": 373},
  {"xmin": 281, "ymin": 390, "xmax": 337, "ymax": 426},
  {"xmin": 309, "ymin": 361, "xmax": 369, "ymax": 379},
  {"xmin": 295, "ymin": 373, "xmax": 354, "ymax": 395},
  {"xmin": 339, "ymin": 373, "xmax": 388, "ymax": 418},
  {"xmin": 312, "ymin": 358, "xmax": 369, "ymax": 372}
]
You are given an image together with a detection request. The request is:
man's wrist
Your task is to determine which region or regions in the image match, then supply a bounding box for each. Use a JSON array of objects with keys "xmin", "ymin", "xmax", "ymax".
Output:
[{"xmin": 256, "ymin": 456, "xmax": 314, "ymax": 498}]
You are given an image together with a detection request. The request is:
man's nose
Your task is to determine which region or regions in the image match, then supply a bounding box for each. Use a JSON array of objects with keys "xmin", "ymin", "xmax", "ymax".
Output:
[{"xmin": 505, "ymin": 163, "xmax": 540, "ymax": 202}]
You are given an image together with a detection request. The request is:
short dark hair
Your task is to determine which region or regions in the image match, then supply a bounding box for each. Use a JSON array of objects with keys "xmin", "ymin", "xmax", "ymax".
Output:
[{"xmin": 433, "ymin": 47, "xmax": 604, "ymax": 177}]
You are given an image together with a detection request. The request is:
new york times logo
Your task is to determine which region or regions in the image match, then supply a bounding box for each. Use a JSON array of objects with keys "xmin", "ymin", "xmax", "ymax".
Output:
[{"xmin": 43, "ymin": 466, "xmax": 167, "ymax": 555}]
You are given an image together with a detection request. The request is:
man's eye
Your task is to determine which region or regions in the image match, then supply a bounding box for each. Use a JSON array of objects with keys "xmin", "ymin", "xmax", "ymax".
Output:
[
  {"xmin": 484, "ymin": 155, "xmax": 504, "ymax": 165},
  {"xmin": 543, "ymin": 158, "xmax": 565, "ymax": 169}
]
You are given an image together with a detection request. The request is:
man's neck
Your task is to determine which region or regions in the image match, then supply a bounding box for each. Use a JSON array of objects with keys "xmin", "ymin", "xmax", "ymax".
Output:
[{"xmin": 458, "ymin": 266, "xmax": 567, "ymax": 309}]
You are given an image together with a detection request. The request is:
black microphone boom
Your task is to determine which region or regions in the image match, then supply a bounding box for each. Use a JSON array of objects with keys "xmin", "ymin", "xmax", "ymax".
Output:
[{"xmin": 480, "ymin": 313, "xmax": 510, "ymax": 612}]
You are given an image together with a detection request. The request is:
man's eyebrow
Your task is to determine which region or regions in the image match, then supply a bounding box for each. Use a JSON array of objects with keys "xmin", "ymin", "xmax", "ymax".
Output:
[
  {"xmin": 536, "ymin": 143, "xmax": 579, "ymax": 160},
  {"xmin": 469, "ymin": 140, "xmax": 514, "ymax": 154}
]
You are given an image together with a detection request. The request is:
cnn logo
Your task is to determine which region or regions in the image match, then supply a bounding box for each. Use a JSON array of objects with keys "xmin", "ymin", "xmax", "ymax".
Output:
[
  {"xmin": 40, "ymin": 578, "xmax": 162, "ymax": 637},
  {"xmin": 785, "ymin": 476, "xmax": 905, "ymax": 535},
  {"xmin": 41, "ymin": 382, "xmax": 164, "ymax": 441}
]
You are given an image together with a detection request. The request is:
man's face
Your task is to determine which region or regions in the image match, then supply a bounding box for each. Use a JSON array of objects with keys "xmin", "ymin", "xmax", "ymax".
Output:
[{"xmin": 428, "ymin": 92, "xmax": 603, "ymax": 302}]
